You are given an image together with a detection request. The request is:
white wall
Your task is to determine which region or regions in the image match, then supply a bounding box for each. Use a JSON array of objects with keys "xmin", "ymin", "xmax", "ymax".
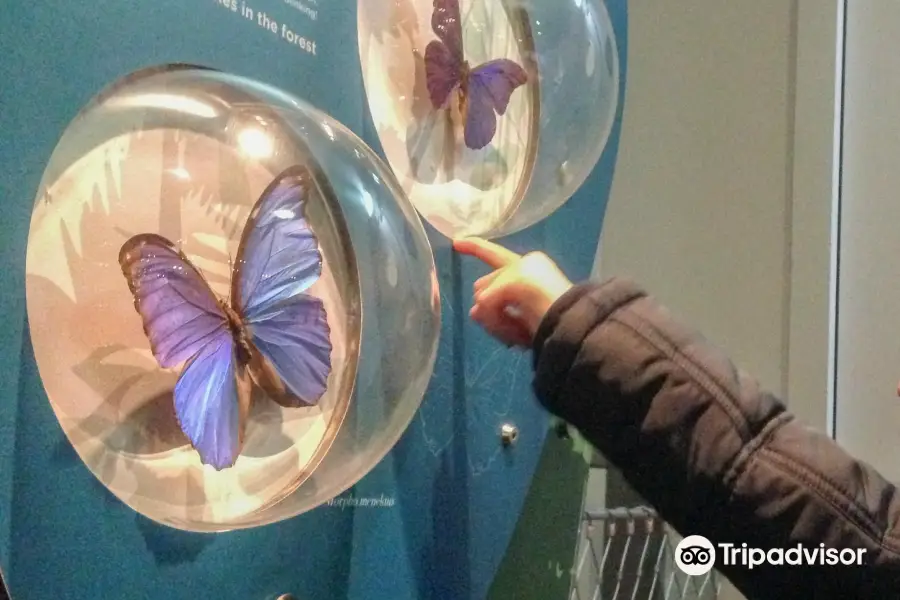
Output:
[
  {"xmin": 598, "ymin": 0, "xmax": 796, "ymax": 394},
  {"xmin": 589, "ymin": 1, "xmax": 841, "ymax": 597},
  {"xmin": 833, "ymin": 3, "xmax": 900, "ymax": 480}
]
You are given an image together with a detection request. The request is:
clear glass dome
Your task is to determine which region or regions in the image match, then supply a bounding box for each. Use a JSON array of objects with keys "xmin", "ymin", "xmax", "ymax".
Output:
[
  {"xmin": 24, "ymin": 64, "xmax": 440, "ymax": 532},
  {"xmin": 358, "ymin": 0, "xmax": 619, "ymax": 239}
]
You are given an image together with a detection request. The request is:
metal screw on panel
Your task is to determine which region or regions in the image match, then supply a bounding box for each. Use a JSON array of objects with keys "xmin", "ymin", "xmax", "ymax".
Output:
[
  {"xmin": 275, "ymin": 595, "xmax": 297, "ymax": 600},
  {"xmin": 500, "ymin": 423, "xmax": 519, "ymax": 446}
]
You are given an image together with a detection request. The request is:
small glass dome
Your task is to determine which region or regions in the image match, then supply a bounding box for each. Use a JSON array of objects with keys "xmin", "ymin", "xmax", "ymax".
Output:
[
  {"xmin": 358, "ymin": 0, "xmax": 620, "ymax": 238},
  {"xmin": 24, "ymin": 65, "xmax": 440, "ymax": 531}
]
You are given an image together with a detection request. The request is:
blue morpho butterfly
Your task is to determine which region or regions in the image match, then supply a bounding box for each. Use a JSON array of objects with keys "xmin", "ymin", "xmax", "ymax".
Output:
[
  {"xmin": 424, "ymin": 0, "xmax": 529, "ymax": 150},
  {"xmin": 119, "ymin": 165, "xmax": 333, "ymax": 470}
]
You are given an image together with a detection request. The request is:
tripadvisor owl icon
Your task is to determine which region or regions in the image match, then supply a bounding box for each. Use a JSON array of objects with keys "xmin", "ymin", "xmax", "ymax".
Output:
[{"xmin": 675, "ymin": 535, "xmax": 717, "ymax": 576}]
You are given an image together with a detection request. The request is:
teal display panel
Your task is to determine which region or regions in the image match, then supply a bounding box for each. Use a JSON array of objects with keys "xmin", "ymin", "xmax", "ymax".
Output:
[{"xmin": 0, "ymin": 1, "xmax": 627, "ymax": 599}]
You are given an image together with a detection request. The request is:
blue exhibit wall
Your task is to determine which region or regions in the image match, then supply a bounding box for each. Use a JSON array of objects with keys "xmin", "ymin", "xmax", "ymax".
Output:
[
  {"xmin": 0, "ymin": 1, "xmax": 627, "ymax": 599},
  {"xmin": 353, "ymin": 4, "xmax": 629, "ymax": 594}
]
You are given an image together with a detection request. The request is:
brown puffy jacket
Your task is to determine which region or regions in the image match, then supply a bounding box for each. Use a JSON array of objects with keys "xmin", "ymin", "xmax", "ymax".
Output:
[{"xmin": 532, "ymin": 278, "xmax": 900, "ymax": 599}]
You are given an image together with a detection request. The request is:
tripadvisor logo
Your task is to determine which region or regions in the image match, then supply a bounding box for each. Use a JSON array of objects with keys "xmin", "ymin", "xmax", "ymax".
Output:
[
  {"xmin": 675, "ymin": 535, "xmax": 867, "ymax": 575},
  {"xmin": 675, "ymin": 536, "xmax": 717, "ymax": 576}
]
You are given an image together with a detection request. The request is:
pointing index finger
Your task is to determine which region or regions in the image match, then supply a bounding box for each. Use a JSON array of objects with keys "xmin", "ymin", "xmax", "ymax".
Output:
[{"xmin": 452, "ymin": 237, "xmax": 521, "ymax": 268}]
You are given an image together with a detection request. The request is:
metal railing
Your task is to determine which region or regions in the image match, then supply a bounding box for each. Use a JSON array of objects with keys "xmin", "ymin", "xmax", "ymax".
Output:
[{"xmin": 569, "ymin": 506, "xmax": 720, "ymax": 600}]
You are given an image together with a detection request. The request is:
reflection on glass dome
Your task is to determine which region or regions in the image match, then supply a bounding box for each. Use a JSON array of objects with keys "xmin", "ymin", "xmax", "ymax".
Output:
[
  {"xmin": 24, "ymin": 64, "xmax": 440, "ymax": 531},
  {"xmin": 358, "ymin": 0, "xmax": 619, "ymax": 239}
]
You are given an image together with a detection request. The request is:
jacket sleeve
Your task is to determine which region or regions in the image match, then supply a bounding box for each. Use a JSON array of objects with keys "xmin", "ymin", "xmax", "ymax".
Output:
[{"xmin": 531, "ymin": 277, "xmax": 900, "ymax": 598}]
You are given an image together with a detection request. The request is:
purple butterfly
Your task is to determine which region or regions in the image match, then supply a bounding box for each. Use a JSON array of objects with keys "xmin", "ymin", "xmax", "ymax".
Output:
[
  {"xmin": 119, "ymin": 166, "xmax": 333, "ymax": 470},
  {"xmin": 424, "ymin": 0, "xmax": 528, "ymax": 150}
]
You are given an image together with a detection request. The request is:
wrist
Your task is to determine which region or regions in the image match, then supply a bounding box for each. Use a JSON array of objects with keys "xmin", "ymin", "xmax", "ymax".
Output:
[{"xmin": 527, "ymin": 282, "xmax": 574, "ymax": 335}]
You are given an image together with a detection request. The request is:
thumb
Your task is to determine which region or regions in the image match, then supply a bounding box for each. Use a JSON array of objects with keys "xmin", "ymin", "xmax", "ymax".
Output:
[
  {"xmin": 470, "ymin": 304, "xmax": 533, "ymax": 347},
  {"xmin": 476, "ymin": 278, "xmax": 543, "ymax": 335}
]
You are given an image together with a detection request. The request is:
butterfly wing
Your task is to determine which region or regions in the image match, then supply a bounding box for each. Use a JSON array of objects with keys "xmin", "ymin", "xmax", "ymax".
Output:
[
  {"xmin": 425, "ymin": 40, "xmax": 463, "ymax": 109},
  {"xmin": 432, "ymin": 0, "xmax": 463, "ymax": 60},
  {"xmin": 464, "ymin": 59, "xmax": 528, "ymax": 150},
  {"xmin": 119, "ymin": 233, "xmax": 229, "ymax": 368},
  {"xmin": 232, "ymin": 166, "xmax": 333, "ymax": 408},
  {"xmin": 119, "ymin": 234, "xmax": 250, "ymax": 469},
  {"xmin": 425, "ymin": 0, "xmax": 465, "ymax": 108},
  {"xmin": 173, "ymin": 333, "xmax": 251, "ymax": 470},
  {"xmin": 240, "ymin": 296, "xmax": 332, "ymax": 407}
]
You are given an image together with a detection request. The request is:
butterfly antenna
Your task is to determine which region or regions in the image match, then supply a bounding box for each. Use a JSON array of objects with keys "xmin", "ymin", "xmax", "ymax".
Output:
[{"xmin": 227, "ymin": 251, "xmax": 234, "ymax": 305}]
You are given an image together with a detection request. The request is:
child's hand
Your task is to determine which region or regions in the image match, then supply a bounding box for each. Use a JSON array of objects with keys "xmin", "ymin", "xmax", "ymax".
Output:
[{"xmin": 453, "ymin": 237, "xmax": 573, "ymax": 347}]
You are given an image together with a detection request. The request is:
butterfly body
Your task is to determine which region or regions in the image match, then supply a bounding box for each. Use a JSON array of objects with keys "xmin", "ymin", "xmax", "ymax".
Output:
[
  {"xmin": 457, "ymin": 60, "xmax": 471, "ymax": 114},
  {"xmin": 219, "ymin": 301, "xmax": 252, "ymax": 360},
  {"xmin": 120, "ymin": 166, "xmax": 333, "ymax": 470},
  {"xmin": 424, "ymin": 0, "xmax": 528, "ymax": 150}
]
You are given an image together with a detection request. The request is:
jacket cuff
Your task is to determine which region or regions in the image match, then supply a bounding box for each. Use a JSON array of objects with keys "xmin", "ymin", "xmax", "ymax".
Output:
[{"xmin": 531, "ymin": 277, "xmax": 647, "ymax": 410}]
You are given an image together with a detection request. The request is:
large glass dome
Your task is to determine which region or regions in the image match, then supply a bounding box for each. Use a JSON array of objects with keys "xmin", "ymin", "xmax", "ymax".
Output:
[
  {"xmin": 358, "ymin": 0, "xmax": 620, "ymax": 238},
  {"xmin": 24, "ymin": 65, "xmax": 440, "ymax": 531}
]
